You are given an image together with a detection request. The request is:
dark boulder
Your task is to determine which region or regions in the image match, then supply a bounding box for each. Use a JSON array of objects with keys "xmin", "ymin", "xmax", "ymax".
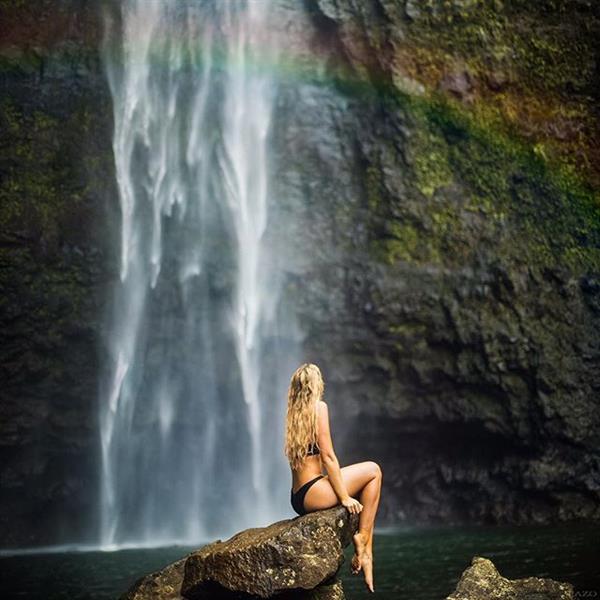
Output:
[
  {"xmin": 447, "ymin": 556, "xmax": 574, "ymax": 600},
  {"xmin": 182, "ymin": 506, "xmax": 358, "ymax": 599},
  {"xmin": 122, "ymin": 557, "xmax": 188, "ymax": 600},
  {"xmin": 120, "ymin": 507, "xmax": 358, "ymax": 600}
]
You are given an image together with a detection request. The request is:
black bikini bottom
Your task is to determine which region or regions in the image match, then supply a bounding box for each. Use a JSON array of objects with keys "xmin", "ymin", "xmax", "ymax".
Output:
[{"xmin": 290, "ymin": 475, "xmax": 325, "ymax": 516}]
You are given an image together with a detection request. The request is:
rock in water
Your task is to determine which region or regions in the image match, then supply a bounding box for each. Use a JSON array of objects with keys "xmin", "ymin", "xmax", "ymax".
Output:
[
  {"xmin": 120, "ymin": 507, "xmax": 357, "ymax": 599},
  {"xmin": 122, "ymin": 557, "xmax": 188, "ymax": 600},
  {"xmin": 447, "ymin": 556, "xmax": 574, "ymax": 600},
  {"xmin": 181, "ymin": 506, "xmax": 359, "ymax": 599}
]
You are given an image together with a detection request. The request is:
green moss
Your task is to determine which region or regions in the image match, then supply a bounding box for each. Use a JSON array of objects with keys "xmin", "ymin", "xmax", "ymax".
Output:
[
  {"xmin": 365, "ymin": 165, "xmax": 384, "ymax": 211},
  {"xmin": 386, "ymin": 221, "xmax": 420, "ymax": 263},
  {"xmin": 389, "ymin": 322, "xmax": 428, "ymax": 336},
  {"xmin": 411, "ymin": 127, "xmax": 454, "ymax": 198},
  {"xmin": 0, "ymin": 0, "xmax": 27, "ymax": 8},
  {"xmin": 372, "ymin": 213, "xmax": 465, "ymax": 267},
  {"xmin": 406, "ymin": 0, "xmax": 596, "ymax": 98},
  {"xmin": 0, "ymin": 98, "xmax": 93, "ymax": 248},
  {"xmin": 389, "ymin": 322, "xmax": 430, "ymax": 354},
  {"xmin": 394, "ymin": 0, "xmax": 600, "ymax": 191},
  {"xmin": 366, "ymin": 72, "xmax": 600, "ymax": 270},
  {"xmin": 360, "ymin": 64, "xmax": 599, "ymax": 270},
  {"xmin": 393, "ymin": 88, "xmax": 600, "ymax": 271}
]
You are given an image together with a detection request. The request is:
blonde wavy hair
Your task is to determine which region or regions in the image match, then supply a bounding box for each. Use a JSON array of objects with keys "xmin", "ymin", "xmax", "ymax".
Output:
[{"xmin": 284, "ymin": 363, "xmax": 325, "ymax": 471}]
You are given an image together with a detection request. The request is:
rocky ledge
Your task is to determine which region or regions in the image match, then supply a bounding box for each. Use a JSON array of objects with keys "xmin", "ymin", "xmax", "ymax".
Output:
[
  {"xmin": 122, "ymin": 506, "xmax": 359, "ymax": 600},
  {"xmin": 447, "ymin": 556, "xmax": 574, "ymax": 600}
]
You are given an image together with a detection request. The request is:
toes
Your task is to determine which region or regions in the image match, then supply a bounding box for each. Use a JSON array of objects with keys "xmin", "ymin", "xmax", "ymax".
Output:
[
  {"xmin": 351, "ymin": 553, "xmax": 363, "ymax": 575},
  {"xmin": 361, "ymin": 555, "xmax": 374, "ymax": 592}
]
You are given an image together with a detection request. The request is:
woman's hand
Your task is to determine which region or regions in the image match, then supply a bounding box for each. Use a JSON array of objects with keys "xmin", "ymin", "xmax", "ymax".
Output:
[{"xmin": 341, "ymin": 496, "xmax": 363, "ymax": 514}]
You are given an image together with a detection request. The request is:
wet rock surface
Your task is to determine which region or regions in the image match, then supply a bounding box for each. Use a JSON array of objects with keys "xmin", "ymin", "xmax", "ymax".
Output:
[
  {"xmin": 0, "ymin": 0, "xmax": 116, "ymax": 546},
  {"xmin": 122, "ymin": 557, "xmax": 188, "ymax": 600},
  {"xmin": 120, "ymin": 507, "xmax": 358, "ymax": 600},
  {"xmin": 447, "ymin": 556, "xmax": 574, "ymax": 599}
]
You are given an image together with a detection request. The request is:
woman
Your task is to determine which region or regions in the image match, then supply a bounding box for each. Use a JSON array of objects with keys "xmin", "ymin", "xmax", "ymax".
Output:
[{"xmin": 284, "ymin": 363, "xmax": 382, "ymax": 593}]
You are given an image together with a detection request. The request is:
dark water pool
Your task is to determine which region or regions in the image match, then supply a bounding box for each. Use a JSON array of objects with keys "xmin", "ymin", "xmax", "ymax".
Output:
[{"xmin": 1, "ymin": 522, "xmax": 599, "ymax": 599}]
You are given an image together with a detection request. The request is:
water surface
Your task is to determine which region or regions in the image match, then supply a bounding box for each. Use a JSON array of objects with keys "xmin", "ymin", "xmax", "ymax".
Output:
[{"xmin": 1, "ymin": 522, "xmax": 598, "ymax": 599}]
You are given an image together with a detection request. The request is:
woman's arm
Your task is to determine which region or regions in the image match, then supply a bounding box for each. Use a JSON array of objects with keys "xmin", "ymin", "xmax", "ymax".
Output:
[{"xmin": 316, "ymin": 400, "xmax": 350, "ymax": 502}]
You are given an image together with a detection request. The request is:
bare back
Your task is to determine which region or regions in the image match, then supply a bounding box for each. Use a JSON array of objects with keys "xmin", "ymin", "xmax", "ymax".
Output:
[{"xmin": 290, "ymin": 400, "xmax": 330, "ymax": 493}]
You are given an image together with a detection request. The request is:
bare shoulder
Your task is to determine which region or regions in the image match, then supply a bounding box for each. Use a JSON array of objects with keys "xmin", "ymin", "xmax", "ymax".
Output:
[{"xmin": 317, "ymin": 400, "xmax": 328, "ymax": 414}]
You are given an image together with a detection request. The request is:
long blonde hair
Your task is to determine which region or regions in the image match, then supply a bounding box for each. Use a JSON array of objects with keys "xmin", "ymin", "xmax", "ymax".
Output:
[{"xmin": 284, "ymin": 363, "xmax": 325, "ymax": 471}]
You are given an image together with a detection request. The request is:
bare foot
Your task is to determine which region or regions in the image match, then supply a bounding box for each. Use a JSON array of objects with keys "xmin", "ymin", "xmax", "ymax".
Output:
[
  {"xmin": 351, "ymin": 533, "xmax": 366, "ymax": 567},
  {"xmin": 361, "ymin": 552, "xmax": 374, "ymax": 593},
  {"xmin": 352, "ymin": 532, "xmax": 374, "ymax": 591}
]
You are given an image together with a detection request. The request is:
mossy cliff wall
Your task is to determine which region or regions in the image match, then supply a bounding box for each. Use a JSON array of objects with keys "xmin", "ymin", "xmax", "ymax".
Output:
[
  {"xmin": 271, "ymin": 0, "xmax": 600, "ymax": 523},
  {"xmin": 0, "ymin": 0, "xmax": 116, "ymax": 545}
]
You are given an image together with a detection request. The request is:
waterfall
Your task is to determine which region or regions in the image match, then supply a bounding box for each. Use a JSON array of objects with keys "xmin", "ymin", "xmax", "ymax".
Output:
[{"xmin": 99, "ymin": 0, "xmax": 298, "ymax": 548}]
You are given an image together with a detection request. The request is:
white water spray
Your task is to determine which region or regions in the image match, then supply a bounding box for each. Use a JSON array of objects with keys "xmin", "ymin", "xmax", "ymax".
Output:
[{"xmin": 99, "ymin": 0, "xmax": 297, "ymax": 548}]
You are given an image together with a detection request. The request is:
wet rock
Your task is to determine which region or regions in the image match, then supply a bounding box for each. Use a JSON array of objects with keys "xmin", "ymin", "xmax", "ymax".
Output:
[
  {"xmin": 485, "ymin": 70, "xmax": 510, "ymax": 92},
  {"xmin": 438, "ymin": 69, "xmax": 474, "ymax": 102},
  {"xmin": 122, "ymin": 557, "xmax": 188, "ymax": 600},
  {"xmin": 120, "ymin": 507, "xmax": 356, "ymax": 599},
  {"xmin": 181, "ymin": 506, "xmax": 358, "ymax": 599},
  {"xmin": 0, "ymin": 0, "xmax": 116, "ymax": 548},
  {"xmin": 447, "ymin": 556, "xmax": 574, "ymax": 599},
  {"xmin": 405, "ymin": 0, "xmax": 421, "ymax": 21}
]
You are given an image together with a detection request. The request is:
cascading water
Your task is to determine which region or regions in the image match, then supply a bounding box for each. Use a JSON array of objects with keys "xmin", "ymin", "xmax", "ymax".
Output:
[{"xmin": 99, "ymin": 0, "xmax": 299, "ymax": 548}]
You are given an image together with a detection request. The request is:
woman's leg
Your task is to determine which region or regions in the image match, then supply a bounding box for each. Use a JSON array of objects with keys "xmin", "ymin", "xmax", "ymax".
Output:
[
  {"xmin": 303, "ymin": 461, "xmax": 382, "ymax": 538},
  {"xmin": 303, "ymin": 460, "xmax": 382, "ymax": 590},
  {"xmin": 358, "ymin": 469, "xmax": 382, "ymax": 554}
]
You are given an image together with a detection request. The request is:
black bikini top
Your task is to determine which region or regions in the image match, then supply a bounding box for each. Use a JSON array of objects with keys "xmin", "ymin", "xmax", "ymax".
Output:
[{"xmin": 307, "ymin": 442, "xmax": 320, "ymax": 456}]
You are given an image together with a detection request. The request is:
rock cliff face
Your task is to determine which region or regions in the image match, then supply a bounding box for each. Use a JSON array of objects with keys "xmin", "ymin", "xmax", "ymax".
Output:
[
  {"xmin": 0, "ymin": 0, "xmax": 116, "ymax": 545},
  {"xmin": 270, "ymin": 0, "xmax": 600, "ymax": 524},
  {"xmin": 0, "ymin": 0, "xmax": 599, "ymax": 546}
]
